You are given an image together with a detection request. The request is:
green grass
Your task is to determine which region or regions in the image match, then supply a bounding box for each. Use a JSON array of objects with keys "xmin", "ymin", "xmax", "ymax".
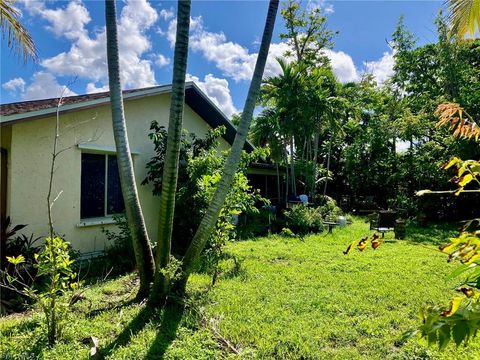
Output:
[{"xmin": 1, "ymin": 220, "xmax": 479, "ymax": 359}]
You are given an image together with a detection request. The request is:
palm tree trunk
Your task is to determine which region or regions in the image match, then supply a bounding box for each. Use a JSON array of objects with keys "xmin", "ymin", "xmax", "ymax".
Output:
[
  {"xmin": 105, "ymin": 0, "xmax": 154, "ymax": 299},
  {"xmin": 322, "ymin": 132, "xmax": 332, "ymax": 197},
  {"xmin": 312, "ymin": 130, "xmax": 319, "ymax": 199},
  {"xmin": 177, "ymin": 0, "xmax": 279, "ymax": 294},
  {"xmin": 149, "ymin": 0, "xmax": 191, "ymax": 306},
  {"xmin": 290, "ymin": 136, "xmax": 296, "ymax": 196}
]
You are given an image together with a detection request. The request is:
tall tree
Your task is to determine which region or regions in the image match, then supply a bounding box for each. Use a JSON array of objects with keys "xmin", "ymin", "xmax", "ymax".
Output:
[
  {"xmin": 0, "ymin": 0, "xmax": 37, "ymax": 62},
  {"xmin": 105, "ymin": 0, "xmax": 155, "ymax": 299},
  {"xmin": 178, "ymin": 0, "xmax": 279, "ymax": 292},
  {"xmin": 150, "ymin": 0, "xmax": 191, "ymax": 306}
]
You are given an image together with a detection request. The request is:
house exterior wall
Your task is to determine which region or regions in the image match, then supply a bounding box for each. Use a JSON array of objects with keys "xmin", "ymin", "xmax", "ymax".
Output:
[{"xmin": 7, "ymin": 93, "xmax": 230, "ymax": 254}]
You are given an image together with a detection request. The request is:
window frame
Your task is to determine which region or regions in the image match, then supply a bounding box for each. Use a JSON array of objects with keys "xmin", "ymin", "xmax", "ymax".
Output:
[{"xmin": 80, "ymin": 151, "xmax": 127, "ymax": 220}]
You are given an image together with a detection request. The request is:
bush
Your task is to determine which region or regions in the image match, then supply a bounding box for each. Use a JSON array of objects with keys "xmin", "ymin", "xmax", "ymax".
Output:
[
  {"xmin": 101, "ymin": 213, "xmax": 136, "ymax": 276},
  {"xmin": 284, "ymin": 205, "xmax": 324, "ymax": 235},
  {"xmin": 2, "ymin": 237, "xmax": 80, "ymax": 345},
  {"xmin": 318, "ymin": 197, "xmax": 343, "ymax": 219}
]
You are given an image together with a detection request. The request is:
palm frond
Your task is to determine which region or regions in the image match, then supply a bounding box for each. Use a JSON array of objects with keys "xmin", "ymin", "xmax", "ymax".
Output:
[
  {"xmin": 0, "ymin": 0, "xmax": 37, "ymax": 62},
  {"xmin": 447, "ymin": 0, "xmax": 480, "ymax": 38}
]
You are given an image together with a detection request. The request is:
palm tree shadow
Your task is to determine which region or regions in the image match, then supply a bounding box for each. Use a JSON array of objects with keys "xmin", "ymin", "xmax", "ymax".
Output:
[
  {"xmin": 143, "ymin": 302, "xmax": 184, "ymax": 359},
  {"xmin": 100, "ymin": 301, "xmax": 184, "ymax": 359}
]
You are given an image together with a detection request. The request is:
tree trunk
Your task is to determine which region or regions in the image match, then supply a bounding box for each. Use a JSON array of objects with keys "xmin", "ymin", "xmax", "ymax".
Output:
[
  {"xmin": 290, "ymin": 136, "xmax": 296, "ymax": 196},
  {"xmin": 176, "ymin": 0, "xmax": 279, "ymax": 294},
  {"xmin": 276, "ymin": 163, "xmax": 281, "ymax": 205},
  {"xmin": 105, "ymin": 0, "xmax": 155, "ymax": 299},
  {"xmin": 322, "ymin": 132, "xmax": 332, "ymax": 197},
  {"xmin": 149, "ymin": 0, "xmax": 191, "ymax": 307},
  {"xmin": 312, "ymin": 130, "xmax": 319, "ymax": 199}
]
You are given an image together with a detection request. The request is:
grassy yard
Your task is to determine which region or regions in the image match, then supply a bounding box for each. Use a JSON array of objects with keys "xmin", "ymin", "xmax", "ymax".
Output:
[{"xmin": 1, "ymin": 220, "xmax": 479, "ymax": 359}]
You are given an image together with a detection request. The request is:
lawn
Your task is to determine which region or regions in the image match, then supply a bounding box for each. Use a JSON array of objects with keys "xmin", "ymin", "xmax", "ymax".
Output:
[{"xmin": 1, "ymin": 220, "xmax": 479, "ymax": 359}]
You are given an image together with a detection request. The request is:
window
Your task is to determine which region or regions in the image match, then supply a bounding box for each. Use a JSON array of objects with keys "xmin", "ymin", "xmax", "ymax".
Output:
[{"xmin": 81, "ymin": 153, "xmax": 125, "ymax": 219}]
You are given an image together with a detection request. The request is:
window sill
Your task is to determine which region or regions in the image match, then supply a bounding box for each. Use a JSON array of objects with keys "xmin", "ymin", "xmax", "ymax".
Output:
[{"xmin": 76, "ymin": 217, "xmax": 116, "ymax": 228}]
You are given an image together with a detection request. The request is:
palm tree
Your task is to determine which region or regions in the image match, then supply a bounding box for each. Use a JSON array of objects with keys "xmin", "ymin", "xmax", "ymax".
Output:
[
  {"xmin": 448, "ymin": 0, "xmax": 480, "ymax": 38},
  {"xmin": 0, "ymin": 0, "xmax": 37, "ymax": 62},
  {"xmin": 149, "ymin": 0, "xmax": 191, "ymax": 306},
  {"xmin": 105, "ymin": 0, "xmax": 155, "ymax": 299},
  {"xmin": 178, "ymin": 0, "xmax": 279, "ymax": 292}
]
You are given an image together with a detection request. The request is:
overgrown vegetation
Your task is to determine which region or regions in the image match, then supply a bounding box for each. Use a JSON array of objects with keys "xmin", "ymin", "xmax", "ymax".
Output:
[{"xmin": 2, "ymin": 221, "xmax": 480, "ymax": 358}]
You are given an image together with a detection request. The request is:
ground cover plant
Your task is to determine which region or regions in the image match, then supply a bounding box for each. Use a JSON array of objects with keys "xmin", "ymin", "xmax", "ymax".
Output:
[{"xmin": 1, "ymin": 220, "xmax": 480, "ymax": 359}]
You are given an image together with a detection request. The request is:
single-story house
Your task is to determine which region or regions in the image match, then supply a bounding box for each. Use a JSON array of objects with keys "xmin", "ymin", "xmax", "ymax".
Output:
[{"xmin": 0, "ymin": 82, "xmax": 278, "ymax": 256}]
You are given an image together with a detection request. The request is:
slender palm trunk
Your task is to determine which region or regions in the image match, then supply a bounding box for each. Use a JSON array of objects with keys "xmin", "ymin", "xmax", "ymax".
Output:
[
  {"xmin": 149, "ymin": 0, "xmax": 191, "ymax": 306},
  {"xmin": 177, "ymin": 0, "xmax": 279, "ymax": 293},
  {"xmin": 276, "ymin": 163, "xmax": 281, "ymax": 205},
  {"xmin": 322, "ymin": 132, "xmax": 332, "ymax": 197},
  {"xmin": 312, "ymin": 130, "xmax": 319, "ymax": 199},
  {"xmin": 290, "ymin": 136, "xmax": 296, "ymax": 196},
  {"xmin": 105, "ymin": 0, "xmax": 154, "ymax": 298}
]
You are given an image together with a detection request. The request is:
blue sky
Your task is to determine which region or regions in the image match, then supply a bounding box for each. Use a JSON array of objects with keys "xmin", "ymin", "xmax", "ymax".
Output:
[{"xmin": 1, "ymin": 0, "xmax": 445, "ymax": 117}]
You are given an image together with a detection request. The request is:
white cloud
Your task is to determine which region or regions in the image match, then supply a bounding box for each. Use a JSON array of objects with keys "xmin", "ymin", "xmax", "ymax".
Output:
[
  {"xmin": 364, "ymin": 51, "xmax": 395, "ymax": 84},
  {"xmin": 154, "ymin": 54, "xmax": 170, "ymax": 67},
  {"xmin": 86, "ymin": 82, "xmax": 109, "ymax": 94},
  {"xmin": 159, "ymin": 8, "xmax": 174, "ymax": 21},
  {"xmin": 22, "ymin": 72, "xmax": 76, "ymax": 101},
  {"xmin": 324, "ymin": 49, "xmax": 359, "ymax": 83},
  {"xmin": 37, "ymin": 0, "xmax": 91, "ymax": 40},
  {"xmin": 2, "ymin": 77, "xmax": 26, "ymax": 93},
  {"xmin": 307, "ymin": 0, "xmax": 334, "ymax": 14},
  {"xmin": 167, "ymin": 17, "xmax": 291, "ymax": 82},
  {"xmin": 23, "ymin": 0, "xmax": 162, "ymax": 92},
  {"xmin": 187, "ymin": 73, "xmax": 237, "ymax": 118}
]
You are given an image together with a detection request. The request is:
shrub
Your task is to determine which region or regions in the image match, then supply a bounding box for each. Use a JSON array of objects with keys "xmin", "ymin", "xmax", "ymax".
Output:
[
  {"xmin": 284, "ymin": 205, "xmax": 324, "ymax": 235},
  {"xmin": 142, "ymin": 121, "xmax": 268, "ymax": 281},
  {"xmin": 101, "ymin": 213, "xmax": 136, "ymax": 275},
  {"xmin": 2, "ymin": 237, "xmax": 80, "ymax": 346}
]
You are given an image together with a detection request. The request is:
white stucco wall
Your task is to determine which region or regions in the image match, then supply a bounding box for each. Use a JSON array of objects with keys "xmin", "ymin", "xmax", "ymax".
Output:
[{"xmin": 7, "ymin": 93, "xmax": 230, "ymax": 254}]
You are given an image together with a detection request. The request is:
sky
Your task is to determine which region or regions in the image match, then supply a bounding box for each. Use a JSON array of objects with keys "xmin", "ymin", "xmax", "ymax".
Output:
[{"xmin": 1, "ymin": 0, "xmax": 446, "ymax": 118}]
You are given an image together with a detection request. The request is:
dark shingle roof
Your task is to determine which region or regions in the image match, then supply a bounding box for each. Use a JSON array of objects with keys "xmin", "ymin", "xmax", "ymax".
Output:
[
  {"xmin": 0, "ymin": 86, "xmax": 159, "ymax": 116},
  {"xmin": 0, "ymin": 83, "xmax": 254, "ymax": 151}
]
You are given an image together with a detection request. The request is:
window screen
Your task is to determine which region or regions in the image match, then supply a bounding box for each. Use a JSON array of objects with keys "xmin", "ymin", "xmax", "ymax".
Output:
[
  {"xmin": 81, "ymin": 153, "xmax": 125, "ymax": 219},
  {"xmin": 81, "ymin": 153, "xmax": 105, "ymax": 218}
]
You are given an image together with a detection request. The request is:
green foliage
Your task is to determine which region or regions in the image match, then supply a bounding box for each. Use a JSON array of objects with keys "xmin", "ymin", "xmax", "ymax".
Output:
[
  {"xmin": 283, "ymin": 205, "xmax": 324, "ymax": 235},
  {"xmin": 3, "ymin": 237, "xmax": 79, "ymax": 346},
  {"xmin": 143, "ymin": 121, "xmax": 267, "ymax": 280},
  {"xmin": 101, "ymin": 213, "xmax": 136, "ymax": 275},
  {"xmin": 3, "ymin": 221, "xmax": 480, "ymax": 358}
]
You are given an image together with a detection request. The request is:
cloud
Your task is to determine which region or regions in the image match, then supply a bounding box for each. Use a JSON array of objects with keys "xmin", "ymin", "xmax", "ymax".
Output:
[
  {"xmin": 324, "ymin": 50, "xmax": 359, "ymax": 83},
  {"xmin": 2, "ymin": 77, "xmax": 26, "ymax": 94},
  {"xmin": 364, "ymin": 51, "xmax": 395, "ymax": 84},
  {"xmin": 86, "ymin": 82, "xmax": 109, "ymax": 94},
  {"xmin": 154, "ymin": 54, "xmax": 170, "ymax": 67},
  {"xmin": 37, "ymin": 0, "xmax": 91, "ymax": 40},
  {"xmin": 22, "ymin": 0, "xmax": 162, "ymax": 91},
  {"xmin": 186, "ymin": 74, "xmax": 237, "ymax": 118},
  {"xmin": 167, "ymin": 17, "xmax": 291, "ymax": 82},
  {"xmin": 22, "ymin": 72, "xmax": 77, "ymax": 101},
  {"xmin": 159, "ymin": 8, "xmax": 174, "ymax": 21}
]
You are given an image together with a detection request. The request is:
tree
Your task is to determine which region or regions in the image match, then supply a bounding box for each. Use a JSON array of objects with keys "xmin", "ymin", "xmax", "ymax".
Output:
[
  {"xmin": 177, "ymin": 0, "xmax": 280, "ymax": 293},
  {"xmin": 150, "ymin": 0, "xmax": 191, "ymax": 306},
  {"xmin": 447, "ymin": 0, "xmax": 480, "ymax": 39},
  {"xmin": 0, "ymin": 0, "xmax": 37, "ymax": 62},
  {"xmin": 280, "ymin": 0, "xmax": 334, "ymax": 67},
  {"xmin": 105, "ymin": 0, "xmax": 155, "ymax": 299}
]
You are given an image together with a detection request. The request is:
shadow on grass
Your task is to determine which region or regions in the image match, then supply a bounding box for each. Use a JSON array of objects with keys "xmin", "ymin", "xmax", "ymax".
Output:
[
  {"xmin": 405, "ymin": 221, "xmax": 459, "ymax": 246},
  {"xmin": 86, "ymin": 298, "xmax": 137, "ymax": 318},
  {"xmin": 100, "ymin": 301, "xmax": 184, "ymax": 359}
]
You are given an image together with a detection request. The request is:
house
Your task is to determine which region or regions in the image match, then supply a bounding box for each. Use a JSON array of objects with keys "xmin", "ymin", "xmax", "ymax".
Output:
[{"xmin": 0, "ymin": 82, "xmax": 267, "ymax": 256}]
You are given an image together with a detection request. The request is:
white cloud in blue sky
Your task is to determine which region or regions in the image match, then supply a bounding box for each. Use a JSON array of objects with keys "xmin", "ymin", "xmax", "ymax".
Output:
[{"xmin": 2, "ymin": 0, "xmax": 443, "ymax": 116}]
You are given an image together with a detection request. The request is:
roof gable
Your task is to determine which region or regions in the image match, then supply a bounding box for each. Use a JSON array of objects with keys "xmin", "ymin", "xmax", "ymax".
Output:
[{"xmin": 0, "ymin": 82, "xmax": 253, "ymax": 151}]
